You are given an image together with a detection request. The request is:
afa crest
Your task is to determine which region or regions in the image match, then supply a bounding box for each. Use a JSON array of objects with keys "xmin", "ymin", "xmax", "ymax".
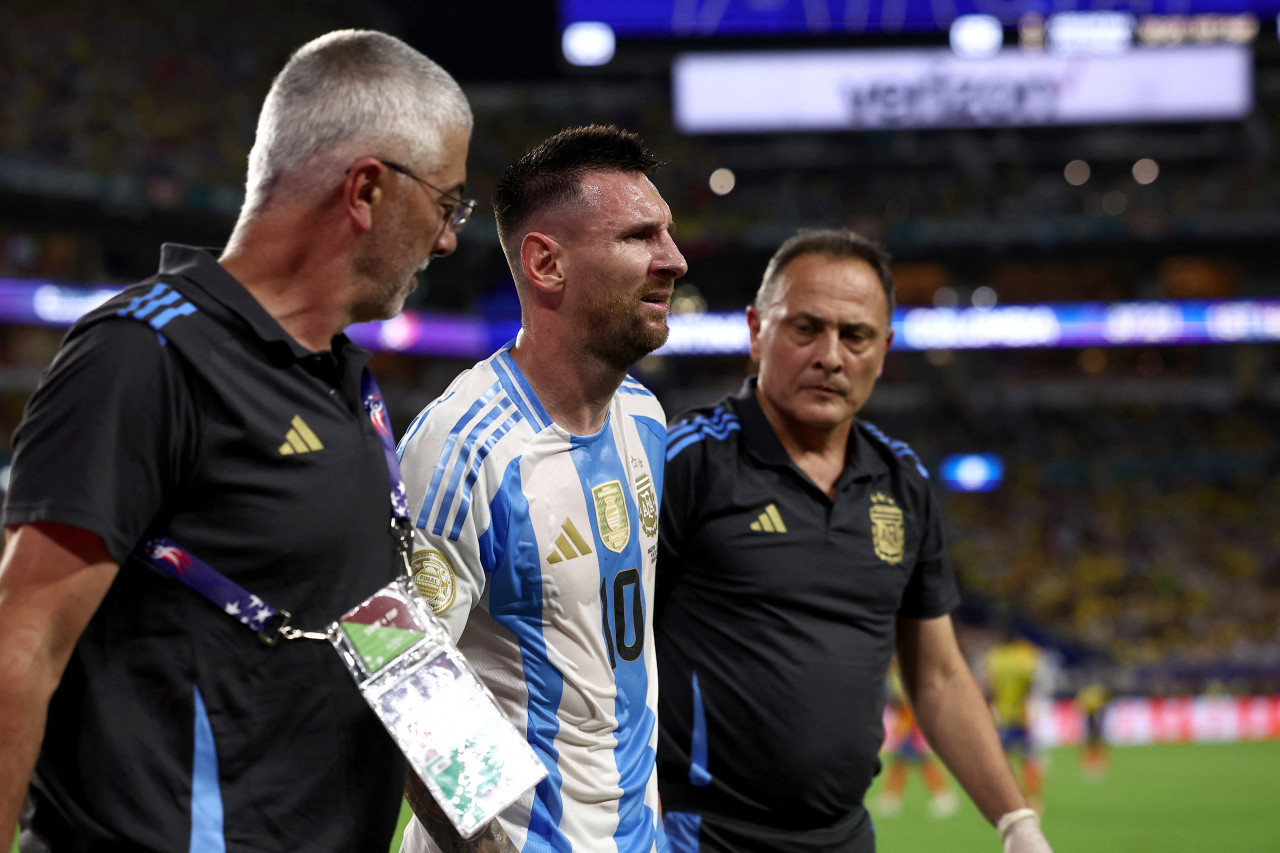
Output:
[
  {"xmin": 634, "ymin": 471, "xmax": 658, "ymax": 538},
  {"xmin": 869, "ymin": 492, "xmax": 905, "ymax": 565},
  {"xmin": 592, "ymin": 479, "xmax": 631, "ymax": 553}
]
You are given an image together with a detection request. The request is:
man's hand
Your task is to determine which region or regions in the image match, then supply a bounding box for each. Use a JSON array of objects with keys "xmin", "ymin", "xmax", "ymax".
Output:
[
  {"xmin": 404, "ymin": 765, "xmax": 518, "ymax": 853},
  {"xmin": 999, "ymin": 808, "xmax": 1053, "ymax": 853}
]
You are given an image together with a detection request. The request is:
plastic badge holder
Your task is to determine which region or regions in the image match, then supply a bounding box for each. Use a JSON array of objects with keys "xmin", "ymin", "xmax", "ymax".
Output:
[{"xmin": 330, "ymin": 578, "xmax": 546, "ymax": 839}]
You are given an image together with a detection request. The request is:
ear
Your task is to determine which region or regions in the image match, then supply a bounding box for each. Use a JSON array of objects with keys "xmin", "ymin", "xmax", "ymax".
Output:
[
  {"xmin": 343, "ymin": 157, "xmax": 386, "ymax": 235},
  {"xmin": 746, "ymin": 305, "xmax": 763, "ymax": 363},
  {"xmin": 520, "ymin": 232, "xmax": 564, "ymax": 295}
]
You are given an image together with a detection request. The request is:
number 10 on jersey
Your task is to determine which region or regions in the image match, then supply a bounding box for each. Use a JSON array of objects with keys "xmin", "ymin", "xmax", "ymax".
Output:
[{"xmin": 600, "ymin": 568, "xmax": 644, "ymax": 669}]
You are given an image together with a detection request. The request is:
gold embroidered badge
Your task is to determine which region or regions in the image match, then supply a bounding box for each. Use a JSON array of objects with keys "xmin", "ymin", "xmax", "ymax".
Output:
[
  {"xmin": 411, "ymin": 549, "xmax": 457, "ymax": 613},
  {"xmin": 869, "ymin": 492, "xmax": 905, "ymax": 564},
  {"xmin": 592, "ymin": 479, "xmax": 631, "ymax": 553}
]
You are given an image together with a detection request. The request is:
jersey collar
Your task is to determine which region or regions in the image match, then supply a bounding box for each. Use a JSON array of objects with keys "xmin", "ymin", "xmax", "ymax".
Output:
[
  {"xmin": 157, "ymin": 243, "xmax": 364, "ymax": 364},
  {"xmin": 730, "ymin": 378, "xmax": 890, "ymax": 483}
]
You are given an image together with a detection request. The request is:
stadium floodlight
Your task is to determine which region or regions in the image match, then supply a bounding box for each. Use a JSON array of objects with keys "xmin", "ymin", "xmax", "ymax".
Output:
[
  {"xmin": 940, "ymin": 453, "xmax": 1005, "ymax": 492},
  {"xmin": 708, "ymin": 167, "xmax": 736, "ymax": 195},
  {"xmin": 1133, "ymin": 158, "xmax": 1160, "ymax": 184},
  {"xmin": 562, "ymin": 21, "xmax": 616, "ymax": 67},
  {"xmin": 1102, "ymin": 190, "xmax": 1129, "ymax": 215},
  {"xmin": 950, "ymin": 14, "xmax": 1004, "ymax": 58},
  {"xmin": 1064, "ymin": 159, "xmax": 1091, "ymax": 186}
]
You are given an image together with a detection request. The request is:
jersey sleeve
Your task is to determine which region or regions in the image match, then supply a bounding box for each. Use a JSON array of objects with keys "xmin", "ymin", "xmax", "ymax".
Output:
[
  {"xmin": 3, "ymin": 318, "xmax": 195, "ymax": 563},
  {"xmin": 896, "ymin": 481, "xmax": 961, "ymax": 620},
  {"xmin": 397, "ymin": 409, "xmax": 496, "ymax": 644}
]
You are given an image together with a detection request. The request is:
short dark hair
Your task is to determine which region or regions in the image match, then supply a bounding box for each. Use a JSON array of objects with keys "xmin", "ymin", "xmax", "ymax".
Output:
[
  {"xmin": 493, "ymin": 124, "xmax": 661, "ymax": 248},
  {"xmin": 756, "ymin": 228, "xmax": 895, "ymax": 321}
]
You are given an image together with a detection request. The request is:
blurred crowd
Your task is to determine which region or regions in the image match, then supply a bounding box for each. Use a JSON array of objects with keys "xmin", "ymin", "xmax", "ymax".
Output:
[
  {"xmin": 5, "ymin": 1, "xmax": 1280, "ymax": 290},
  {"xmin": 0, "ymin": 0, "xmax": 358, "ymax": 203},
  {"xmin": 875, "ymin": 399, "xmax": 1280, "ymax": 696}
]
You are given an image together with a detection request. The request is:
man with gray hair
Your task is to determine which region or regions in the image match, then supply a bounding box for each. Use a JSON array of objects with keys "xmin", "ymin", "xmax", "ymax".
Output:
[{"xmin": 0, "ymin": 30, "xmax": 472, "ymax": 851}]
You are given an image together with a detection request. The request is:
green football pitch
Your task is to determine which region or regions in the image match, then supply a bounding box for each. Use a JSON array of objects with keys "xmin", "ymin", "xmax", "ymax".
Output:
[
  {"xmin": 11, "ymin": 741, "xmax": 1280, "ymax": 852},
  {"xmin": 864, "ymin": 740, "xmax": 1280, "ymax": 852}
]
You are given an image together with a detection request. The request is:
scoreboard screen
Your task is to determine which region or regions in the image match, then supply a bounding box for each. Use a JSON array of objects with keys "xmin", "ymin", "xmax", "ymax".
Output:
[
  {"xmin": 561, "ymin": 0, "xmax": 1264, "ymax": 130},
  {"xmin": 559, "ymin": 0, "xmax": 1280, "ymax": 37}
]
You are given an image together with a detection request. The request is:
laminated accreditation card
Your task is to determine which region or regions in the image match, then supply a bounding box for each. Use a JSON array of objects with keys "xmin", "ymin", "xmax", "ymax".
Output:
[{"xmin": 329, "ymin": 578, "xmax": 546, "ymax": 839}]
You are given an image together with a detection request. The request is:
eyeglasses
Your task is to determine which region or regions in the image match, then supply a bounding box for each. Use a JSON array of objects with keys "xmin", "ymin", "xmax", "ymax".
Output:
[{"xmin": 377, "ymin": 158, "xmax": 476, "ymax": 233}]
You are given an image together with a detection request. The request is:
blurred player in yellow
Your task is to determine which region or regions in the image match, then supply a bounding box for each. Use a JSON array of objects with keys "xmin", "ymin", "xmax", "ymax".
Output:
[
  {"xmin": 877, "ymin": 661, "xmax": 959, "ymax": 819},
  {"xmin": 982, "ymin": 629, "xmax": 1049, "ymax": 813},
  {"xmin": 1075, "ymin": 680, "xmax": 1111, "ymax": 780}
]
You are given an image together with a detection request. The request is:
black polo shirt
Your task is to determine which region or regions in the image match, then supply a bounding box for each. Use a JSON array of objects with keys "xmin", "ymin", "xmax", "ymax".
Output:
[
  {"xmin": 654, "ymin": 380, "xmax": 959, "ymax": 838},
  {"xmin": 4, "ymin": 245, "xmax": 404, "ymax": 852}
]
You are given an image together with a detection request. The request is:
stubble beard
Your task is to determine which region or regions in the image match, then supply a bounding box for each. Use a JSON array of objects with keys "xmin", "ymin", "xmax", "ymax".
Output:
[
  {"xmin": 351, "ymin": 228, "xmax": 424, "ymax": 323},
  {"xmin": 584, "ymin": 289, "xmax": 669, "ymax": 372}
]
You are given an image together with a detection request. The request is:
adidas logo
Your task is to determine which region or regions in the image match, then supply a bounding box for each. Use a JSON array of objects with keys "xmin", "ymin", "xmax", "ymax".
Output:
[
  {"xmin": 278, "ymin": 415, "xmax": 325, "ymax": 455},
  {"xmin": 546, "ymin": 518, "xmax": 593, "ymax": 564},
  {"xmin": 749, "ymin": 503, "xmax": 788, "ymax": 533}
]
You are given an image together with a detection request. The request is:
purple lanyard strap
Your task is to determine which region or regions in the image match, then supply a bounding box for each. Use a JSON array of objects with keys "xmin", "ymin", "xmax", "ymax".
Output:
[{"xmin": 138, "ymin": 369, "xmax": 411, "ymax": 644}]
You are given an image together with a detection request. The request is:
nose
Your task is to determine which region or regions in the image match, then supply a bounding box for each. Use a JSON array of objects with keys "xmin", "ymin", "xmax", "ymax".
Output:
[
  {"xmin": 431, "ymin": 219, "xmax": 459, "ymax": 258},
  {"xmin": 814, "ymin": 329, "xmax": 842, "ymax": 372},
  {"xmin": 653, "ymin": 231, "xmax": 688, "ymax": 280}
]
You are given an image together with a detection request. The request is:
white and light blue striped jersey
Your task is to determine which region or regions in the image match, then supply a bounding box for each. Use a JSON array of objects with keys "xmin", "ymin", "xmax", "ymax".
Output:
[{"xmin": 396, "ymin": 342, "xmax": 669, "ymax": 853}]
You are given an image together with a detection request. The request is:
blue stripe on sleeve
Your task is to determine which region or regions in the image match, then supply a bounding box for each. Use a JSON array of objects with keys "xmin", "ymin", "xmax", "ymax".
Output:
[
  {"xmin": 665, "ymin": 409, "xmax": 742, "ymax": 457},
  {"xmin": 397, "ymin": 390, "xmax": 457, "ymax": 459},
  {"xmin": 665, "ymin": 407, "xmax": 731, "ymax": 444},
  {"xmin": 116, "ymin": 283, "xmax": 171, "ymax": 318},
  {"xmin": 131, "ymin": 288, "xmax": 181, "ymax": 320},
  {"xmin": 436, "ymin": 396, "xmax": 511, "ymax": 537},
  {"xmin": 862, "ymin": 420, "xmax": 930, "ymax": 479},
  {"xmin": 666, "ymin": 414, "xmax": 740, "ymax": 462},
  {"xmin": 417, "ymin": 383, "xmax": 500, "ymax": 533},
  {"xmin": 149, "ymin": 301, "xmax": 198, "ymax": 330},
  {"xmin": 448, "ymin": 411, "xmax": 523, "ymax": 542}
]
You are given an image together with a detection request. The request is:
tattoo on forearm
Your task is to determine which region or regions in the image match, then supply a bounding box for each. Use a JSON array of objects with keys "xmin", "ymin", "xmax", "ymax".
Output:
[{"xmin": 406, "ymin": 767, "xmax": 518, "ymax": 853}]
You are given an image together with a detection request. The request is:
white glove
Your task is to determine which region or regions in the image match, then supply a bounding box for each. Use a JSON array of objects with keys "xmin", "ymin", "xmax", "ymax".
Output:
[{"xmin": 998, "ymin": 808, "xmax": 1053, "ymax": 853}]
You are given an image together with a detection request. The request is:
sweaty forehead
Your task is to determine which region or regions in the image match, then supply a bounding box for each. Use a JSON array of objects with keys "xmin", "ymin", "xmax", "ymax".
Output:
[
  {"xmin": 577, "ymin": 171, "xmax": 665, "ymax": 214},
  {"xmin": 528, "ymin": 170, "xmax": 670, "ymax": 244}
]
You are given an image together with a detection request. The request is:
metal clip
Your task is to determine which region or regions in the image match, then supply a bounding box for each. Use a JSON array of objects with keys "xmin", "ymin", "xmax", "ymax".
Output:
[
  {"xmin": 259, "ymin": 609, "xmax": 331, "ymax": 645},
  {"xmin": 391, "ymin": 517, "xmax": 416, "ymax": 575}
]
